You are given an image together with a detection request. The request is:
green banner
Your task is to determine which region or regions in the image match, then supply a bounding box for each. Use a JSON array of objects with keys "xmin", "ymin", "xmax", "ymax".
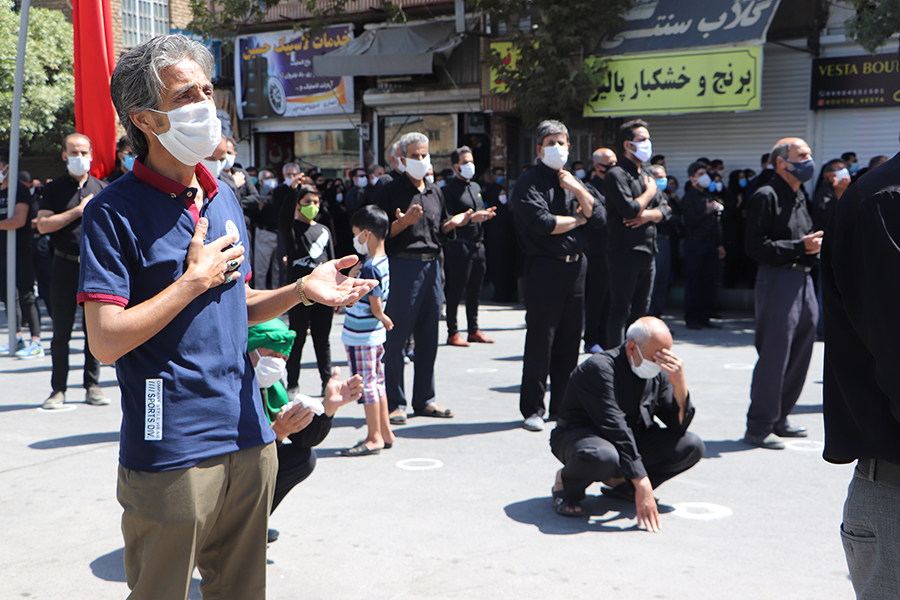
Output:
[{"xmin": 584, "ymin": 46, "xmax": 762, "ymax": 117}]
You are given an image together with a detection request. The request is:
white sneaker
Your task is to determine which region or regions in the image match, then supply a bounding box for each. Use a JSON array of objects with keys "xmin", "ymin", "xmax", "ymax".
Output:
[
  {"xmin": 523, "ymin": 414, "xmax": 544, "ymax": 432},
  {"xmin": 16, "ymin": 341, "xmax": 44, "ymax": 359}
]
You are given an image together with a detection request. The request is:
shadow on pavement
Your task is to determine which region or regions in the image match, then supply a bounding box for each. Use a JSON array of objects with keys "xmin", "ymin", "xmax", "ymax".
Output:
[
  {"xmin": 30, "ymin": 431, "xmax": 119, "ymax": 450},
  {"xmin": 792, "ymin": 403, "xmax": 822, "ymax": 414},
  {"xmin": 504, "ymin": 495, "xmax": 675, "ymax": 534},
  {"xmin": 701, "ymin": 439, "xmax": 754, "ymax": 458},
  {"xmin": 0, "ymin": 403, "xmax": 42, "ymax": 413},
  {"xmin": 491, "ymin": 355, "xmax": 523, "ymax": 362},
  {"xmin": 0, "ymin": 365, "xmax": 52, "ymax": 375},
  {"xmin": 90, "ymin": 548, "xmax": 201, "ymax": 599},
  {"xmin": 395, "ymin": 419, "xmax": 522, "ymax": 439},
  {"xmin": 489, "ymin": 384, "xmax": 519, "ymax": 394}
]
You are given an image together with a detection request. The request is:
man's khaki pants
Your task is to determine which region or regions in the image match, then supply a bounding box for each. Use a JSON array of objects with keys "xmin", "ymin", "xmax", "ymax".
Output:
[{"xmin": 117, "ymin": 443, "xmax": 277, "ymax": 600}]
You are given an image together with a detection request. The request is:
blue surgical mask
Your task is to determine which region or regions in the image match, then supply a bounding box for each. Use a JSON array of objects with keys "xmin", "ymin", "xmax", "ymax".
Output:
[
  {"xmin": 738, "ymin": 178, "xmax": 747, "ymax": 188},
  {"xmin": 716, "ymin": 181, "xmax": 724, "ymax": 193},
  {"xmin": 708, "ymin": 182, "xmax": 718, "ymax": 193},
  {"xmin": 784, "ymin": 158, "xmax": 815, "ymax": 183},
  {"xmin": 656, "ymin": 177, "xmax": 667, "ymax": 190},
  {"xmin": 496, "ymin": 176, "xmax": 505, "ymax": 185},
  {"xmin": 849, "ymin": 163, "xmax": 859, "ymax": 175},
  {"xmin": 123, "ymin": 155, "xmax": 135, "ymax": 172}
]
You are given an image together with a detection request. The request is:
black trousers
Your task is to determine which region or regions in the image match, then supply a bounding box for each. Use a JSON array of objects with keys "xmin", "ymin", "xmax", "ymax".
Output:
[
  {"xmin": 272, "ymin": 443, "xmax": 316, "ymax": 513},
  {"xmin": 443, "ymin": 241, "xmax": 486, "ymax": 337},
  {"xmin": 32, "ymin": 234, "xmax": 53, "ymax": 318},
  {"xmin": 1, "ymin": 252, "xmax": 41, "ymax": 340},
  {"xmin": 286, "ymin": 301, "xmax": 334, "ymax": 390},
  {"xmin": 683, "ymin": 238, "xmax": 718, "ymax": 326},
  {"xmin": 520, "ymin": 255, "xmax": 586, "ymax": 419},
  {"xmin": 550, "ymin": 424, "xmax": 705, "ymax": 501},
  {"xmin": 583, "ymin": 252, "xmax": 610, "ymax": 349},
  {"xmin": 49, "ymin": 255, "xmax": 100, "ymax": 392},
  {"xmin": 606, "ymin": 249, "xmax": 655, "ymax": 348}
]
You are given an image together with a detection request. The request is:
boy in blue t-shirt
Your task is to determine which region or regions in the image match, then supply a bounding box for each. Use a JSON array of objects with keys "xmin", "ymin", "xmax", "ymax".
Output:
[{"xmin": 340, "ymin": 205, "xmax": 394, "ymax": 456}]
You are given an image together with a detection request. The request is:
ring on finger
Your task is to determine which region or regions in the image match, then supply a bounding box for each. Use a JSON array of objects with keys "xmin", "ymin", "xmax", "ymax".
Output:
[
  {"xmin": 225, "ymin": 273, "xmax": 233, "ymax": 283},
  {"xmin": 227, "ymin": 259, "xmax": 240, "ymax": 271}
]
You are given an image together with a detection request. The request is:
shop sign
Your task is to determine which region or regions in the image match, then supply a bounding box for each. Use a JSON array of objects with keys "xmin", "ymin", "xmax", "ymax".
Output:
[
  {"xmin": 489, "ymin": 41, "xmax": 520, "ymax": 95},
  {"xmin": 235, "ymin": 25, "xmax": 355, "ymax": 119},
  {"xmin": 810, "ymin": 54, "xmax": 900, "ymax": 110},
  {"xmin": 583, "ymin": 46, "xmax": 761, "ymax": 117}
]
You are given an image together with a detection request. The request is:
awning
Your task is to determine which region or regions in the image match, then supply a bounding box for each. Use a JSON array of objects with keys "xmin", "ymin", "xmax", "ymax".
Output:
[
  {"xmin": 312, "ymin": 21, "xmax": 464, "ymax": 77},
  {"xmin": 596, "ymin": 0, "xmax": 782, "ymax": 56}
]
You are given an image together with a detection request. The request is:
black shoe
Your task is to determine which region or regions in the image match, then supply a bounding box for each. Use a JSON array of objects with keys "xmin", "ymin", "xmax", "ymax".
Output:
[
  {"xmin": 773, "ymin": 424, "xmax": 808, "ymax": 438},
  {"xmin": 701, "ymin": 320, "xmax": 722, "ymax": 329},
  {"xmin": 742, "ymin": 431, "xmax": 785, "ymax": 450},
  {"xmin": 686, "ymin": 322, "xmax": 703, "ymax": 330},
  {"xmin": 267, "ymin": 528, "xmax": 280, "ymax": 543}
]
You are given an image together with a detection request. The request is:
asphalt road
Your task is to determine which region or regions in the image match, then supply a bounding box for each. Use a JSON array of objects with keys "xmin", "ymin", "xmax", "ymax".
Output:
[{"xmin": 0, "ymin": 303, "xmax": 854, "ymax": 599}]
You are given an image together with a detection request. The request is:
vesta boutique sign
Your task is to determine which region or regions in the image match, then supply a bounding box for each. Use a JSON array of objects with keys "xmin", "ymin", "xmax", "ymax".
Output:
[{"xmin": 811, "ymin": 54, "xmax": 900, "ymax": 109}]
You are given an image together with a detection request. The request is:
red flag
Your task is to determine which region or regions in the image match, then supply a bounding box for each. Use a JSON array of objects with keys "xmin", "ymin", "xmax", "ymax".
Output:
[{"xmin": 72, "ymin": 0, "xmax": 117, "ymax": 180}]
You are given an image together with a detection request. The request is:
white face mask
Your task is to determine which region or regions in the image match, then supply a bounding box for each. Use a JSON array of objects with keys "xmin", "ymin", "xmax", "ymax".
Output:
[
  {"xmin": 498, "ymin": 192, "xmax": 508, "ymax": 205},
  {"xmin": 263, "ymin": 178, "xmax": 278, "ymax": 190},
  {"xmin": 437, "ymin": 179, "xmax": 446, "ymax": 188},
  {"xmin": 630, "ymin": 140, "xmax": 653, "ymax": 163},
  {"xmin": 459, "ymin": 162, "xmax": 476, "ymax": 180},
  {"xmin": 404, "ymin": 155, "xmax": 431, "ymax": 181},
  {"xmin": 202, "ymin": 158, "xmax": 224, "ymax": 178},
  {"xmin": 575, "ymin": 168, "xmax": 586, "ymax": 180},
  {"xmin": 0, "ymin": 170, "xmax": 7, "ymax": 185},
  {"xmin": 223, "ymin": 153, "xmax": 236, "ymax": 171},
  {"xmin": 629, "ymin": 345, "xmax": 662, "ymax": 379},
  {"xmin": 150, "ymin": 101, "xmax": 222, "ymax": 167},
  {"xmin": 254, "ymin": 351, "xmax": 286, "ymax": 389},
  {"xmin": 696, "ymin": 173, "xmax": 712, "ymax": 189},
  {"xmin": 395, "ymin": 156, "xmax": 406, "ymax": 174},
  {"xmin": 353, "ymin": 231, "xmax": 369, "ymax": 255},
  {"xmin": 541, "ymin": 144, "xmax": 568, "ymax": 170},
  {"xmin": 833, "ymin": 168, "xmax": 850, "ymax": 183},
  {"xmin": 371, "ymin": 175, "xmax": 379, "ymax": 185},
  {"xmin": 425, "ymin": 175, "xmax": 435, "ymax": 185},
  {"xmin": 336, "ymin": 192, "xmax": 344, "ymax": 202},
  {"xmin": 67, "ymin": 155, "xmax": 92, "ymax": 177},
  {"xmin": 356, "ymin": 176, "xmax": 368, "ymax": 188}
]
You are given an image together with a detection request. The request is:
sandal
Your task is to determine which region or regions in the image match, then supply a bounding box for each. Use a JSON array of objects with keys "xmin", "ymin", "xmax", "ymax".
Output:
[
  {"xmin": 340, "ymin": 441, "xmax": 381, "ymax": 457},
  {"xmin": 552, "ymin": 488, "xmax": 584, "ymax": 517}
]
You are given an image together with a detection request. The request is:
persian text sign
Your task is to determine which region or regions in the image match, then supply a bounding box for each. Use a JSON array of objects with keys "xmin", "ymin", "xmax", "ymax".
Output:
[
  {"xmin": 236, "ymin": 26, "xmax": 354, "ymax": 119},
  {"xmin": 811, "ymin": 54, "xmax": 900, "ymax": 109},
  {"xmin": 584, "ymin": 46, "xmax": 761, "ymax": 117}
]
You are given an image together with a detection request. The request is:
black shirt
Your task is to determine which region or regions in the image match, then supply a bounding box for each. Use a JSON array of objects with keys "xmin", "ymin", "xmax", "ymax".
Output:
[
  {"xmin": 585, "ymin": 175, "xmax": 610, "ymax": 256},
  {"xmin": 442, "ymin": 177, "xmax": 485, "ymax": 243},
  {"xmin": 257, "ymin": 184, "xmax": 290, "ymax": 232},
  {"xmin": 558, "ymin": 347, "xmax": 694, "ymax": 480},
  {"xmin": 822, "ymin": 151, "xmax": 900, "ymax": 465},
  {"xmin": 511, "ymin": 162, "xmax": 605, "ymax": 258},
  {"xmin": 681, "ymin": 186, "xmax": 722, "ymax": 244},
  {"xmin": 344, "ymin": 184, "xmax": 368, "ymax": 216},
  {"xmin": 220, "ymin": 168, "xmax": 260, "ymax": 209},
  {"xmin": 744, "ymin": 173, "xmax": 816, "ymax": 268},
  {"xmin": 375, "ymin": 173, "xmax": 450, "ymax": 255},
  {"xmin": 0, "ymin": 184, "xmax": 33, "ymax": 259},
  {"xmin": 604, "ymin": 159, "xmax": 669, "ymax": 254},
  {"xmin": 38, "ymin": 173, "xmax": 106, "ymax": 255},
  {"xmin": 810, "ymin": 183, "xmax": 838, "ymax": 232}
]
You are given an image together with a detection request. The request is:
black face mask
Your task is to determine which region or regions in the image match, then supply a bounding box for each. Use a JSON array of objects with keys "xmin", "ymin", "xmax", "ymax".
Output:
[{"xmin": 596, "ymin": 164, "xmax": 609, "ymax": 174}]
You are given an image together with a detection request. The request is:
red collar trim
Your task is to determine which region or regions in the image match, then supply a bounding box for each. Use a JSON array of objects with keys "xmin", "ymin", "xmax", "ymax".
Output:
[{"xmin": 132, "ymin": 157, "xmax": 219, "ymax": 202}]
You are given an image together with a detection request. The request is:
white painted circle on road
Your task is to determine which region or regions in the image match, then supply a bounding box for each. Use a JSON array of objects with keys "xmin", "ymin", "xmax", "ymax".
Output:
[
  {"xmin": 724, "ymin": 364, "xmax": 754, "ymax": 370},
  {"xmin": 466, "ymin": 368, "xmax": 498, "ymax": 374},
  {"xmin": 37, "ymin": 405, "xmax": 77, "ymax": 413},
  {"xmin": 670, "ymin": 502, "xmax": 733, "ymax": 520},
  {"xmin": 785, "ymin": 440, "xmax": 824, "ymax": 452},
  {"xmin": 396, "ymin": 458, "xmax": 443, "ymax": 471}
]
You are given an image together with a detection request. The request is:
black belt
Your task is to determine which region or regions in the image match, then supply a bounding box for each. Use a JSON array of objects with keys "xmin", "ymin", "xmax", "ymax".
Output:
[
  {"xmin": 554, "ymin": 253, "xmax": 581, "ymax": 263},
  {"xmin": 53, "ymin": 249, "xmax": 80, "ymax": 263},
  {"xmin": 856, "ymin": 458, "xmax": 900, "ymax": 489},
  {"xmin": 788, "ymin": 262, "xmax": 812, "ymax": 273},
  {"xmin": 396, "ymin": 251, "xmax": 437, "ymax": 261}
]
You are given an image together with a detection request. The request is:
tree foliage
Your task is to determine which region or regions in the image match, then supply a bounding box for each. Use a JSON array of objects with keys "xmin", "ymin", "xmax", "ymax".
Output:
[
  {"xmin": 0, "ymin": 4, "xmax": 75, "ymax": 153},
  {"xmin": 845, "ymin": 0, "xmax": 900, "ymax": 54},
  {"xmin": 476, "ymin": 0, "xmax": 632, "ymax": 127}
]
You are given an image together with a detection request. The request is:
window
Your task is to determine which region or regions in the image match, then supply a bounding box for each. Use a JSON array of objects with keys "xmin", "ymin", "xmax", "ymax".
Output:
[
  {"xmin": 122, "ymin": 0, "xmax": 170, "ymax": 48},
  {"xmin": 294, "ymin": 129, "xmax": 360, "ymax": 179},
  {"xmin": 381, "ymin": 115, "xmax": 457, "ymax": 174}
]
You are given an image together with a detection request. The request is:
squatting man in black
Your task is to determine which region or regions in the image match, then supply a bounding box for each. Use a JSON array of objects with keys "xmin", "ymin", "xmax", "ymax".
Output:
[{"xmin": 549, "ymin": 317, "xmax": 705, "ymax": 531}]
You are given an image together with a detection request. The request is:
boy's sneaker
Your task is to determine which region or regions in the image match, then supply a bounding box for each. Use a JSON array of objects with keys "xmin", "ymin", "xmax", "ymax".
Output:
[
  {"xmin": 15, "ymin": 342, "xmax": 44, "ymax": 359},
  {"xmin": 85, "ymin": 387, "xmax": 111, "ymax": 406},
  {"xmin": 0, "ymin": 339, "xmax": 26, "ymax": 354}
]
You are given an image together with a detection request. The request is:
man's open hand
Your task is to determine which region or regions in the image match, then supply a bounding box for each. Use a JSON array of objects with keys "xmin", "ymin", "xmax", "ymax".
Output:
[{"xmin": 304, "ymin": 256, "xmax": 377, "ymax": 307}]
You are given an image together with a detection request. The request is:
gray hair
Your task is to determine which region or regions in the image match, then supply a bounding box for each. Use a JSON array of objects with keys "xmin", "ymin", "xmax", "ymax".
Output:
[
  {"xmin": 282, "ymin": 162, "xmax": 300, "ymax": 177},
  {"xmin": 398, "ymin": 132, "xmax": 429, "ymax": 156},
  {"xmin": 259, "ymin": 169, "xmax": 274, "ymax": 179},
  {"xmin": 536, "ymin": 120, "xmax": 569, "ymax": 145},
  {"xmin": 367, "ymin": 164, "xmax": 383, "ymax": 176},
  {"xmin": 769, "ymin": 140, "xmax": 792, "ymax": 167},
  {"xmin": 625, "ymin": 317, "xmax": 668, "ymax": 350},
  {"xmin": 648, "ymin": 165, "xmax": 666, "ymax": 178},
  {"xmin": 110, "ymin": 34, "xmax": 215, "ymax": 160}
]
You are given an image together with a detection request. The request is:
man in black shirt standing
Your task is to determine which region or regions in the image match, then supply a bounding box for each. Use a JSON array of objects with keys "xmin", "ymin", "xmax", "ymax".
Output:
[
  {"xmin": 681, "ymin": 161, "xmax": 725, "ymax": 330},
  {"xmin": 36, "ymin": 133, "xmax": 109, "ymax": 409},
  {"xmin": 743, "ymin": 138, "xmax": 822, "ymax": 450},
  {"xmin": 375, "ymin": 132, "xmax": 472, "ymax": 424},
  {"xmin": 512, "ymin": 120, "xmax": 605, "ymax": 432},
  {"xmin": 604, "ymin": 119, "xmax": 670, "ymax": 348},
  {"xmin": 253, "ymin": 162, "xmax": 300, "ymax": 289},
  {"xmin": 822, "ymin": 149, "xmax": 900, "ymax": 598},
  {"xmin": 442, "ymin": 146, "xmax": 496, "ymax": 347},
  {"xmin": 583, "ymin": 147, "xmax": 616, "ymax": 353}
]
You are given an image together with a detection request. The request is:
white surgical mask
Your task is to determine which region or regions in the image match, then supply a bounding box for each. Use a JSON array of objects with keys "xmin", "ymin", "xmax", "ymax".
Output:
[
  {"xmin": 833, "ymin": 168, "xmax": 850, "ymax": 183},
  {"xmin": 404, "ymin": 155, "xmax": 431, "ymax": 181},
  {"xmin": 202, "ymin": 158, "xmax": 224, "ymax": 178},
  {"xmin": 0, "ymin": 170, "xmax": 7, "ymax": 185},
  {"xmin": 223, "ymin": 154, "xmax": 236, "ymax": 171},
  {"xmin": 353, "ymin": 232, "xmax": 369, "ymax": 255},
  {"xmin": 716, "ymin": 181, "xmax": 724, "ymax": 193},
  {"xmin": 630, "ymin": 140, "xmax": 653, "ymax": 163},
  {"xmin": 336, "ymin": 192, "xmax": 344, "ymax": 202},
  {"xmin": 575, "ymin": 168, "xmax": 586, "ymax": 180},
  {"xmin": 541, "ymin": 144, "xmax": 568, "ymax": 170},
  {"xmin": 696, "ymin": 173, "xmax": 712, "ymax": 189},
  {"xmin": 396, "ymin": 157, "xmax": 406, "ymax": 174},
  {"xmin": 437, "ymin": 179, "xmax": 446, "ymax": 188},
  {"xmin": 356, "ymin": 176, "xmax": 368, "ymax": 188},
  {"xmin": 459, "ymin": 162, "xmax": 476, "ymax": 180},
  {"xmin": 425, "ymin": 175, "xmax": 435, "ymax": 185},
  {"xmin": 629, "ymin": 345, "xmax": 662, "ymax": 379},
  {"xmin": 370, "ymin": 175, "xmax": 379, "ymax": 185},
  {"xmin": 254, "ymin": 351, "xmax": 286, "ymax": 389},
  {"xmin": 498, "ymin": 192, "xmax": 508, "ymax": 205},
  {"xmin": 150, "ymin": 101, "xmax": 222, "ymax": 167},
  {"xmin": 67, "ymin": 155, "xmax": 92, "ymax": 177},
  {"xmin": 263, "ymin": 178, "xmax": 277, "ymax": 190}
]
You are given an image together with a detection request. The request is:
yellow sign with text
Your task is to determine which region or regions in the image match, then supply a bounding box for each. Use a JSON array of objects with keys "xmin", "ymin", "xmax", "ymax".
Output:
[{"xmin": 584, "ymin": 46, "xmax": 762, "ymax": 117}]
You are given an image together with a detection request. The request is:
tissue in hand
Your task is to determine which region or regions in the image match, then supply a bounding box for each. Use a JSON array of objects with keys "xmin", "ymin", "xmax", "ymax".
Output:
[{"xmin": 289, "ymin": 393, "xmax": 325, "ymax": 416}]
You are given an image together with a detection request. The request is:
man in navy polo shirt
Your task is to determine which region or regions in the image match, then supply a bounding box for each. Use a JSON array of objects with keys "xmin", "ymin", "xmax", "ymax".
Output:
[{"xmin": 78, "ymin": 35, "xmax": 375, "ymax": 600}]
